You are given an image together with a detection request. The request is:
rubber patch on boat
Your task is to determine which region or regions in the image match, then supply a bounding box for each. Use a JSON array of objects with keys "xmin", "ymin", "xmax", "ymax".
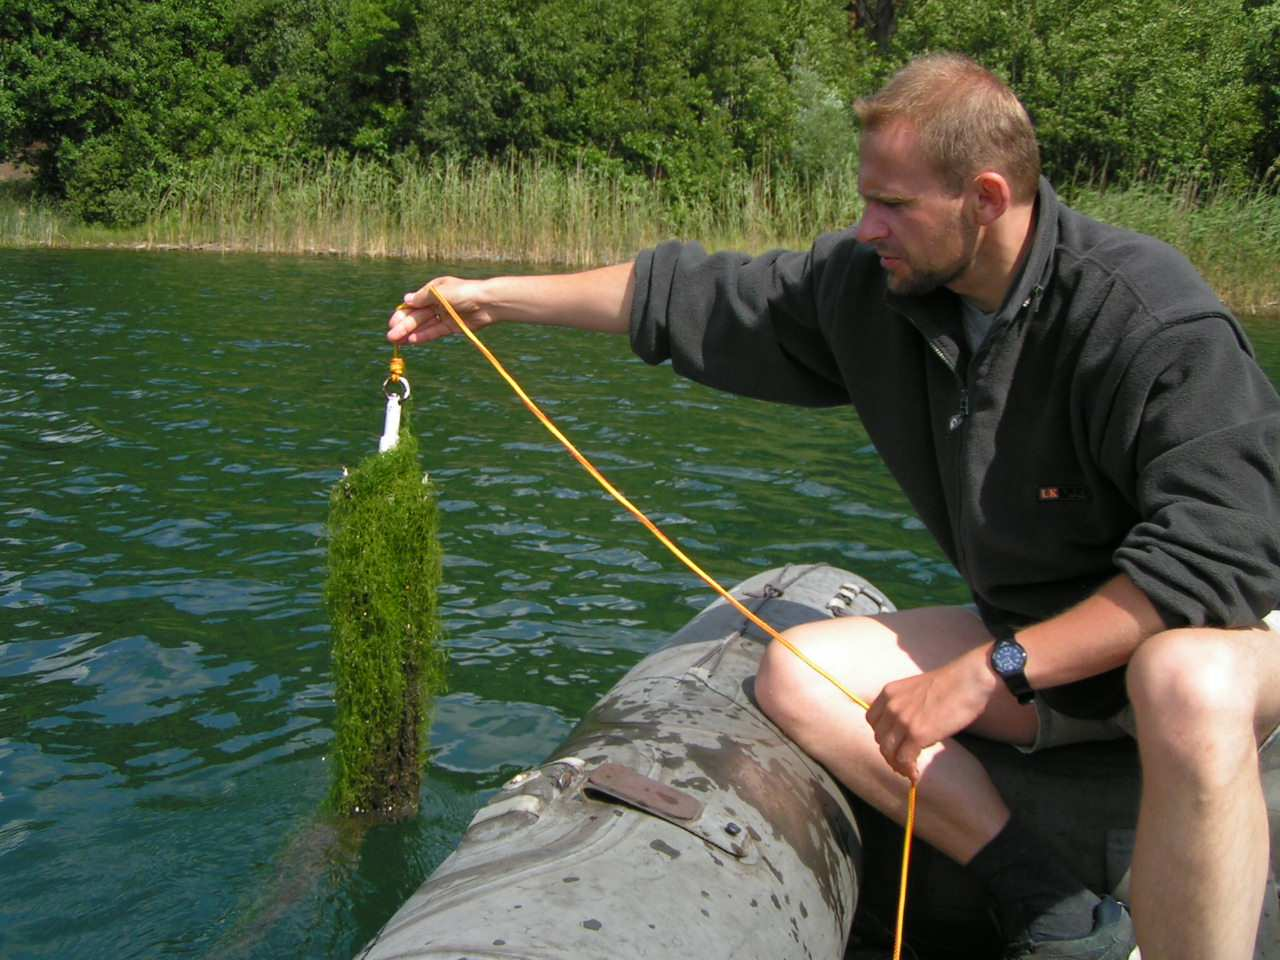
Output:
[{"xmin": 585, "ymin": 763, "xmax": 703, "ymax": 822}]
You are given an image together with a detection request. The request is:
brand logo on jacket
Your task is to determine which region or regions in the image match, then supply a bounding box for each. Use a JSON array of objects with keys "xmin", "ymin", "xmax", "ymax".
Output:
[{"xmin": 1037, "ymin": 484, "xmax": 1090, "ymax": 502}]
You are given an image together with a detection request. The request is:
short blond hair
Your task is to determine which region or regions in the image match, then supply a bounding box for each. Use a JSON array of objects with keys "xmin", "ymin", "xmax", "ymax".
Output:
[{"xmin": 854, "ymin": 53, "xmax": 1041, "ymax": 203}]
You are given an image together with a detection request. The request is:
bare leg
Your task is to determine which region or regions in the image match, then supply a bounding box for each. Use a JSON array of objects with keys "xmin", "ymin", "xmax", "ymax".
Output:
[
  {"xmin": 1126, "ymin": 625, "xmax": 1280, "ymax": 960},
  {"xmin": 754, "ymin": 607, "xmax": 1038, "ymax": 864}
]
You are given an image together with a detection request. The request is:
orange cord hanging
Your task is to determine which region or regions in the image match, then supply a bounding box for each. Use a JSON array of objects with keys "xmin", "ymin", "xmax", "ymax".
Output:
[{"xmin": 423, "ymin": 287, "xmax": 918, "ymax": 960}]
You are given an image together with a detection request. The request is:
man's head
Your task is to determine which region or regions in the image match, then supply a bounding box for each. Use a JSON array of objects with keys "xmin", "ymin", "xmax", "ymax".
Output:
[
  {"xmin": 853, "ymin": 54, "xmax": 1041, "ymax": 309},
  {"xmin": 854, "ymin": 53, "xmax": 1040, "ymax": 204}
]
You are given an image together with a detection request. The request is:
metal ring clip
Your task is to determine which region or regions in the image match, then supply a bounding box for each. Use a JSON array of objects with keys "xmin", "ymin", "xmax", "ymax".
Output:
[{"xmin": 383, "ymin": 376, "xmax": 411, "ymax": 401}]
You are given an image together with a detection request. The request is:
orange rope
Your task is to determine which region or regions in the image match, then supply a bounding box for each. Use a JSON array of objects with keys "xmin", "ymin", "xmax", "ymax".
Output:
[
  {"xmin": 423, "ymin": 287, "xmax": 916, "ymax": 954},
  {"xmin": 894, "ymin": 782, "xmax": 917, "ymax": 960}
]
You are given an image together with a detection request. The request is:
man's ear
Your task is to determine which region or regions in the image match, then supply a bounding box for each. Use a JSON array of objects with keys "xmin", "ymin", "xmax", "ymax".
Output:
[{"xmin": 971, "ymin": 171, "xmax": 1013, "ymax": 226}]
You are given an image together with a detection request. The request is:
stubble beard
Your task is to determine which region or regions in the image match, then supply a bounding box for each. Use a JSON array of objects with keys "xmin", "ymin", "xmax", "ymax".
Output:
[{"xmin": 886, "ymin": 213, "xmax": 981, "ymax": 297}]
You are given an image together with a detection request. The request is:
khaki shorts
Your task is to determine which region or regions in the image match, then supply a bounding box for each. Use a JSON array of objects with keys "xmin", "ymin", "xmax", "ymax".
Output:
[{"xmin": 1019, "ymin": 609, "xmax": 1280, "ymax": 753}]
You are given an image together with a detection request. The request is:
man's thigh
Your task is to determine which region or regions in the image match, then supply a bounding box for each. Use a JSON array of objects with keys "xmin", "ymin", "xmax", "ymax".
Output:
[{"xmin": 782, "ymin": 605, "xmax": 1038, "ymax": 746}]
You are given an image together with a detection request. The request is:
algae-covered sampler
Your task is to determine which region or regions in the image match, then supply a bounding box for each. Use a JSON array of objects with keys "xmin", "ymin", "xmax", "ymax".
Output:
[{"xmin": 325, "ymin": 425, "xmax": 445, "ymax": 819}]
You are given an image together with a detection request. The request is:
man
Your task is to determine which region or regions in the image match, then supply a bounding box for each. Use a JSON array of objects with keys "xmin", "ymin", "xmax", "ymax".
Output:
[{"xmin": 388, "ymin": 54, "xmax": 1280, "ymax": 960}]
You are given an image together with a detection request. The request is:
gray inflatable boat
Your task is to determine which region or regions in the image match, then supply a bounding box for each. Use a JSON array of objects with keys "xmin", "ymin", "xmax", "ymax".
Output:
[{"xmin": 355, "ymin": 564, "xmax": 1280, "ymax": 959}]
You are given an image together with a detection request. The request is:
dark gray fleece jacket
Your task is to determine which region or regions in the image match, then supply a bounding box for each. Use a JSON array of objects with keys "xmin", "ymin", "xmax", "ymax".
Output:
[{"xmin": 630, "ymin": 178, "xmax": 1280, "ymax": 709}]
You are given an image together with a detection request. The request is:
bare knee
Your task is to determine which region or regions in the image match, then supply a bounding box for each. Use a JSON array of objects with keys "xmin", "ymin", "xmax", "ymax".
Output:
[
  {"xmin": 754, "ymin": 617, "xmax": 882, "ymax": 736},
  {"xmin": 1128, "ymin": 629, "xmax": 1255, "ymax": 726},
  {"xmin": 1127, "ymin": 629, "xmax": 1258, "ymax": 783},
  {"xmin": 754, "ymin": 635, "xmax": 805, "ymax": 733},
  {"xmin": 755, "ymin": 624, "xmax": 832, "ymax": 734}
]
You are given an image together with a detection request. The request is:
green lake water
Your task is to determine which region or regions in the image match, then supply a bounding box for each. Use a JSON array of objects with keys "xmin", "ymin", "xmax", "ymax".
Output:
[{"xmin": 2, "ymin": 248, "xmax": 1277, "ymax": 959}]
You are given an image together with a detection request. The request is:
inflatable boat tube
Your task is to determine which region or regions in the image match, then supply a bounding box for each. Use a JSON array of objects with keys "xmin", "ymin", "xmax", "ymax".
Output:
[{"xmin": 355, "ymin": 564, "xmax": 1280, "ymax": 960}]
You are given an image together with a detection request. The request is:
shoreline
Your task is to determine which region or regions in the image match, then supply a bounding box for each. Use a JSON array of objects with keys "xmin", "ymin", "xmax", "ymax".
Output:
[
  {"xmin": 0, "ymin": 234, "xmax": 585, "ymax": 273},
  {"xmin": 2, "ymin": 157, "xmax": 1277, "ymax": 315},
  {"xmin": 3, "ymin": 233, "xmax": 1275, "ymax": 319}
]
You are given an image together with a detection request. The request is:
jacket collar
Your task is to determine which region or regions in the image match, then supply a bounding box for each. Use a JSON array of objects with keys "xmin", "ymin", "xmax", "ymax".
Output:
[{"xmin": 996, "ymin": 176, "xmax": 1059, "ymax": 324}]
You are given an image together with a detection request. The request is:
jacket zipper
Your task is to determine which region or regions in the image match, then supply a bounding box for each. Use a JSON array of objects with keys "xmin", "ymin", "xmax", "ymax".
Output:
[
  {"xmin": 945, "ymin": 287, "xmax": 1042, "ymax": 583},
  {"xmin": 926, "ymin": 337, "xmax": 968, "ymax": 431},
  {"xmin": 926, "ymin": 336, "xmax": 972, "ymax": 577},
  {"xmin": 948, "ymin": 390, "xmax": 969, "ymax": 432}
]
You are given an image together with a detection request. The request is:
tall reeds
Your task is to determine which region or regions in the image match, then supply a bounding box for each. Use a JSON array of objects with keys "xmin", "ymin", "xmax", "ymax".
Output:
[
  {"xmin": 0, "ymin": 153, "xmax": 1276, "ymax": 311},
  {"xmin": 138, "ymin": 151, "xmax": 862, "ymax": 266}
]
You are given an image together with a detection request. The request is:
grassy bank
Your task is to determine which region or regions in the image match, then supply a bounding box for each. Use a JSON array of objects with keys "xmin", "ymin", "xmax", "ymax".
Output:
[{"xmin": 1, "ymin": 153, "xmax": 1277, "ymax": 312}]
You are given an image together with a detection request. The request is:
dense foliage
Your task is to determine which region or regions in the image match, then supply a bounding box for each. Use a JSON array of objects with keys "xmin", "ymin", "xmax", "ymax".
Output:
[{"xmin": 2, "ymin": 0, "xmax": 1277, "ymax": 225}]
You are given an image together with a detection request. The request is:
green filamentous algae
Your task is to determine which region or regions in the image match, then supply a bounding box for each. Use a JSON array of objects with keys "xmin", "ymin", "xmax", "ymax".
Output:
[{"xmin": 325, "ymin": 423, "xmax": 445, "ymax": 820}]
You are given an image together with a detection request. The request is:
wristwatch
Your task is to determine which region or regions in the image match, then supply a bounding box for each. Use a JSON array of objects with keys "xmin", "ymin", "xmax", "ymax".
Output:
[{"xmin": 990, "ymin": 628, "xmax": 1034, "ymax": 704}]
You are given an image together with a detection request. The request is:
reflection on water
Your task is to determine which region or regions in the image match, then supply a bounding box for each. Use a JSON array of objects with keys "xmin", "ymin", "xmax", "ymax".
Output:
[{"xmin": 0, "ymin": 249, "xmax": 1274, "ymax": 959}]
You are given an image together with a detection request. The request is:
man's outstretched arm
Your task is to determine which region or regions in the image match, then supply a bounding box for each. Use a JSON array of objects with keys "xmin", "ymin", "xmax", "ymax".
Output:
[{"xmin": 388, "ymin": 262, "xmax": 636, "ymax": 345}]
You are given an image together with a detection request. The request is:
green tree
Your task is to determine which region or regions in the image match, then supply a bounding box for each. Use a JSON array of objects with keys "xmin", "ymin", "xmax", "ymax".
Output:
[
  {"xmin": 3, "ymin": 0, "xmax": 1275, "ymax": 227},
  {"xmin": 1, "ymin": 0, "xmax": 255, "ymax": 222},
  {"xmin": 405, "ymin": 0, "xmax": 858, "ymax": 200},
  {"xmin": 1245, "ymin": 0, "xmax": 1280, "ymax": 180},
  {"xmin": 887, "ymin": 0, "xmax": 1262, "ymax": 185}
]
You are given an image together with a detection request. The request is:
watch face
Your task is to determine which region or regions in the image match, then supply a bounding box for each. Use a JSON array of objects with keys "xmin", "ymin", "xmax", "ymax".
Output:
[{"xmin": 992, "ymin": 639, "xmax": 1027, "ymax": 675}]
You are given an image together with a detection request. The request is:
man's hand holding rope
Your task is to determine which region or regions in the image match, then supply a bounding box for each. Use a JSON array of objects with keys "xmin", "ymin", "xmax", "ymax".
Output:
[
  {"xmin": 390, "ymin": 277, "xmax": 498, "ymax": 345},
  {"xmin": 866, "ymin": 645, "xmax": 1001, "ymax": 782}
]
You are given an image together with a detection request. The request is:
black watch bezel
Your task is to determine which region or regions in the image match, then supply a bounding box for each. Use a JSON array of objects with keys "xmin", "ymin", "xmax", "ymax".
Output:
[{"xmin": 990, "ymin": 627, "xmax": 1034, "ymax": 704}]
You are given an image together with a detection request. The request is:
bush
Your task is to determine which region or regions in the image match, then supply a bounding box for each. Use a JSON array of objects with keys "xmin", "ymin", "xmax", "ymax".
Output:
[
  {"xmin": 60, "ymin": 135, "xmax": 162, "ymax": 226},
  {"xmin": 1, "ymin": 0, "xmax": 1276, "ymax": 227},
  {"xmin": 1246, "ymin": 1, "xmax": 1280, "ymax": 181},
  {"xmin": 886, "ymin": 0, "xmax": 1263, "ymax": 186}
]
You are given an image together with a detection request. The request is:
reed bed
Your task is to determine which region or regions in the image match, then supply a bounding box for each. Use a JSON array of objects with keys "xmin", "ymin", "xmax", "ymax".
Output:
[
  {"xmin": 0, "ymin": 153, "xmax": 1276, "ymax": 312},
  {"xmin": 129, "ymin": 152, "xmax": 860, "ymax": 265},
  {"xmin": 0, "ymin": 153, "xmax": 862, "ymax": 266}
]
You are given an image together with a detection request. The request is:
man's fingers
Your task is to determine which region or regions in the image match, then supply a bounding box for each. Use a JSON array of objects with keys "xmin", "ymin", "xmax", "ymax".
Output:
[
  {"xmin": 894, "ymin": 738, "xmax": 921, "ymax": 783},
  {"xmin": 387, "ymin": 305, "xmax": 423, "ymax": 343},
  {"xmin": 389, "ymin": 277, "xmax": 484, "ymax": 345},
  {"xmin": 870, "ymin": 711, "xmax": 923, "ymax": 784},
  {"xmin": 876, "ymin": 724, "xmax": 903, "ymax": 759},
  {"xmin": 883, "ymin": 739, "xmax": 920, "ymax": 784},
  {"xmin": 389, "ymin": 301, "xmax": 458, "ymax": 344},
  {"xmin": 865, "ymin": 694, "xmax": 883, "ymax": 726},
  {"xmin": 404, "ymin": 281, "xmax": 446, "ymax": 307}
]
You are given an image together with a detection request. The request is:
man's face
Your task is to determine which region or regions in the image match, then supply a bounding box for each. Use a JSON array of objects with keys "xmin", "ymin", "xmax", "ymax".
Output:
[{"xmin": 856, "ymin": 121, "xmax": 979, "ymax": 297}]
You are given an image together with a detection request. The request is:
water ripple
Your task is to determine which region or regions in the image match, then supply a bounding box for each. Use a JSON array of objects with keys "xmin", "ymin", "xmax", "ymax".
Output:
[{"xmin": 0, "ymin": 248, "xmax": 1115, "ymax": 960}]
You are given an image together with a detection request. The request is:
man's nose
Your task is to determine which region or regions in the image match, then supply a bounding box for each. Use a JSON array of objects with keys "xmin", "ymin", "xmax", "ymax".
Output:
[{"xmin": 856, "ymin": 212, "xmax": 885, "ymax": 245}]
